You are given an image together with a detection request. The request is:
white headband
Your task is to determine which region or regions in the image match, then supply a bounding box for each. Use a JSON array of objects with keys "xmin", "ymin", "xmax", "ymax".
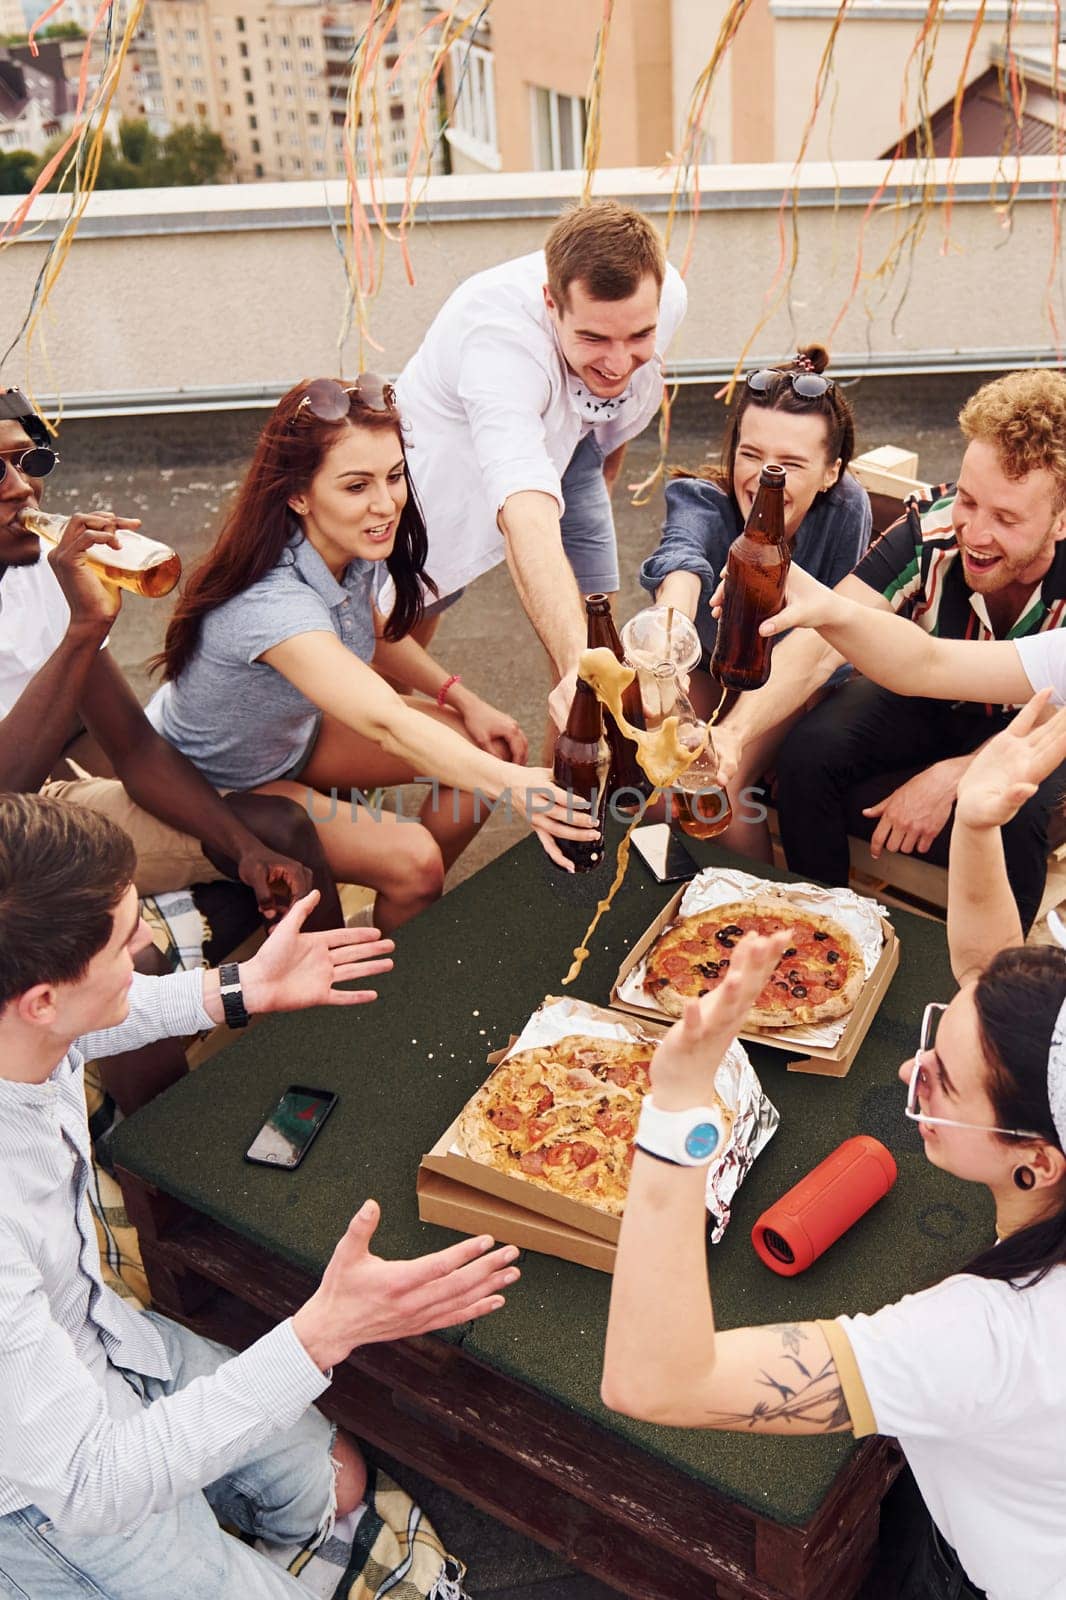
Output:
[{"xmin": 1047, "ymin": 994, "xmax": 1066, "ymax": 1149}]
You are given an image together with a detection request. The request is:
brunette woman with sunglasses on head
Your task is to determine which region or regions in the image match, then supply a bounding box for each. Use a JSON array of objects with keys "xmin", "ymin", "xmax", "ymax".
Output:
[
  {"xmin": 602, "ymin": 693, "xmax": 1066, "ymax": 1600},
  {"xmin": 639, "ymin": 345, "xmax": 872, "ymax": 860},
  {"xmin": 148, "ymin": 378, "xmax": 595, "ymax": 931}
]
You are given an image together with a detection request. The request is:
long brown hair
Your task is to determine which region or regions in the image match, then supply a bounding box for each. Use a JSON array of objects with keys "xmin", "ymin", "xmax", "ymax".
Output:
[
  {"xmin": 671, "ymin": 345, "xmax": 856, "ymax": 508},
  {"xmin": 156, "ymin": 378, "xmax": 435, "ymax": 683}
]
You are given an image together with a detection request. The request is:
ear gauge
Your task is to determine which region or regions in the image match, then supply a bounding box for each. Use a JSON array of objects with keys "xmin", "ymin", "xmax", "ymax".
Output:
[{"xmin": 1013, "ymin": 1165, "xmax": 1036, "ymax": 1191}]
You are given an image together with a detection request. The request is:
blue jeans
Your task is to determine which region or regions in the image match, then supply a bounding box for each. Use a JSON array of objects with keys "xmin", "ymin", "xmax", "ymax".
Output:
[
  {"xmin": 560, "ymin": 434, "xmax": 619, "ymax": 594},
  {"xmin": 0, "ymin": 1313, "xmax": 336, "ymax": 1600}
]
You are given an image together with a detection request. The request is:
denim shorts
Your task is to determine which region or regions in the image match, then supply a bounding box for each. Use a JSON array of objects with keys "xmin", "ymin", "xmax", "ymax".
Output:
[
  {"xmin": 0, "ymin": 1312, "xmax": 336, "ymax": 1600},
  {"xmin": 559, "ymin": 433, "xmax": 619, "ymax": 594}
]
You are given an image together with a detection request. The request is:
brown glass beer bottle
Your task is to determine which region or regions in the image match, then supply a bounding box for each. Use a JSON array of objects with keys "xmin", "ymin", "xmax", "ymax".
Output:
[
  {"xmin": 584, "ymin": 593, "xmax": 651, "ymax": 803},
  {"xmin": 710, "ymin": 463, "xmax": 789, "ymax": 692},
  {"xmin": 552, "ymin": 677, "xmax": 609, "ymax": 872}
]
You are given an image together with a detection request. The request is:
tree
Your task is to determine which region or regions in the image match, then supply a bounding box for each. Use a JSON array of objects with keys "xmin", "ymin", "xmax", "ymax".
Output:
[
  {"xmin": 33, "ymin": 118, "xmax": 232, "ymax": 191},
  {"xmin": 0, "ymin": 148, "xmax": 36, "ymax": 194}
]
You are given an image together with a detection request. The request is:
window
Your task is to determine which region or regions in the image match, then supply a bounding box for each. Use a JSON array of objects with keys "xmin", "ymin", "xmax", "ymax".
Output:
[
  {"xmin": 390, "ymin": 124, "xmax": 405, "ymax": 147},
  {"xmin": 292, "ymin": 157, "xmax": 303, "ymax": 171},
  {"xmin": 287, "ymin": 108, "xmax": 298, "ymax": 123},
  {"xmin": 196, "ymin": 100, "xmax": 207, "ymax": 116},
  {"xmin": 308, "ymin": 111, "xmax": 320, "ymax": 125},
  {"xmin": 165, "ymin": 28, "xmax": 176, "ymax": 43},
  {"xmin": 214, "ymin": 27, "xmax": 222, "ymax": 43},
  {"xmin": 279, "ymin": 33, "xmax": 290, "ymax": 47},
  {"xmin": 192, "ymin": 77, "xmax": 206, "ymax": 92},
  {"xmin": 389, "ymin": 101, "xmax": 404, "ymax": 122},
  {"xmin": 448, "ymin": 43, "xmax": 498, "ymax": 164},
  {"xmin": 245, "ymin": 90, "xmax": 254, "ymax": 105},
  {"xmin": 313, "ymin": 158, "xmax": 325, "ymax": 172},
  {"xmin": 306, "ymin": 84, "xmax": 318, "ymax": 100},
  {"xmin": 188, "ymin": 51, "xmax": 201, "ymax": 66},
  {"xmin": 310, "ymin": 133, "xmax": 323, "ymax": 149},
  {"xmin": 299, "ymin": 34, "xmax": 313, "ymax": 49},
  {"xmin": 251, "ymin": 137, "xmax": 260, "ymax": 152},
  {"xmin": 290, "ymin": 133, "xmax": 299, "ymax": 147},
  {"xmin": 239, "ymin": 40, "xmax": 248, "ymax": 57},
  {"xmin": 281, "ymin": 58, "xmax": 291, "ymax": 72},
  {"xmin": 220, "ymin": 77, "xmax": 229, "ymax": 92},
  {"xmin": 173, "ymin": 75, "xmax": 184, "ymax": 88},
  {"xmin": 530, "ymin": 85, "xmax": 586, "ymax": 171},
  {"xmin": 248, "ymin": 113, "xmax": 257, "ymax": 129},
  {"xmin": 254, "ymin": 161, "xmax": 264, "ymax": 176},
  {"xmin": 284, "ymin": 84, "xmax": 294, "ymax": 98},
  {"xmin": 176, "ymin": 97, "xmax": 185, "ymax": 113},
  {"xmin": 184, "ymin": 28, "xmax": 197, "ymax": 42},
  {"xmin": 242, "ymin": 66, "xmax": 251, "ymax": 82},
  {"xmin": 236, "ymin": 15, "xmax": 245, "ymax": 31},
  {"xmin": 223, "ymin": 101, "xmax": 232, "ymax": 115},
  {"xmin": 302, "ymin": 59, "xmax": 315, "ymax": 75},
  {"xmin": 272, "ymin": 106, "xmax": 279, "ymax": 122}
]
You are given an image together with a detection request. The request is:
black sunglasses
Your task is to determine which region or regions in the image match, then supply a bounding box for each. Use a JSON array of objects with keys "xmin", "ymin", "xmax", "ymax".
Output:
[
  {"xmin": 0, "ymin": 445, "xmax": 59, "ymax": 484},
  {"xmin": 746, "ymin": 368, "xmax": 833, "ymax": 400},
  {"xmin": 290, "ymin": 375, "xmax": 396, "ymax": 427}
]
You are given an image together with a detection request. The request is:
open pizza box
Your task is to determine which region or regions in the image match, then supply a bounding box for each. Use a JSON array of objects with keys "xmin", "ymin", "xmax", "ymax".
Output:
[
  {"xmin": 418, "ymin": 995, "xmax": 779, "ymax": 1273},
  {"xmin": 418, "ymin": 1000, "xmax": 668, "ymax": 1270},
  {"xmin": 610, "ymin": 869, "xmax": 899, "ymax": 1079}
]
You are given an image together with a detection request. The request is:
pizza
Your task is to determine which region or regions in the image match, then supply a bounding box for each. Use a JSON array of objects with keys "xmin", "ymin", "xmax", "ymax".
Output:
[
  {"xmin": 644, "ymin": 899, "xmax": 866, "ymax": 1027},
  {"xmin": 456, "ymin": 1033, "xmax": 731, "ymax": 1217}
]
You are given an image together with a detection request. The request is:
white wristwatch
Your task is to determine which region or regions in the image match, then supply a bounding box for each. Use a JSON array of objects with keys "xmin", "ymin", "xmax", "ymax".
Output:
[{"xmin": 635, "ymin": 1096, "xmax": 725, "ymax": 1167}]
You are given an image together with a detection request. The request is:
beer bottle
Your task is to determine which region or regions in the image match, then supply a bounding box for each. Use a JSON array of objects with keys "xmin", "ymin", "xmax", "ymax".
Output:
[
  {"xmin": 584, "ymin": 593, "xmax": 650, "ymax": 803},
  {"xmin": 552, "ymin": 677, "xmax": 609, "ymax": 873},
  {"xmin": 710, "ymin": 463, "xmax": 789, "ymax": 692},
  {"xmin": 20, "ymin": 508, "xmax": 182, "ymax": 598}
]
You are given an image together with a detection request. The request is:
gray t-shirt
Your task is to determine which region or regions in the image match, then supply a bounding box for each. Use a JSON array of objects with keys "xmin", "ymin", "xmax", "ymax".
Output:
[{"xmin": 147, "ymin": 536, "xmax": 379, "ymax": 789}]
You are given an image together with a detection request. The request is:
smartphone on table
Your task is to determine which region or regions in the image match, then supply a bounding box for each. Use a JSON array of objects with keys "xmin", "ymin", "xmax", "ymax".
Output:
[
  {"xmin": 630, "ymin": 823, "xmax": 700, "ymax": 884},
  {"xmin": 245, "ymin": 1085, "xmax": 338, "ymax": 1169}
]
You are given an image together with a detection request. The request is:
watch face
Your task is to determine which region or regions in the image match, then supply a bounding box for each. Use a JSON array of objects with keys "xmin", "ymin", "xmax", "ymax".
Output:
[{"xmin": 684, "ymin": 1121, "xmax": 720, "ymax": 1161}]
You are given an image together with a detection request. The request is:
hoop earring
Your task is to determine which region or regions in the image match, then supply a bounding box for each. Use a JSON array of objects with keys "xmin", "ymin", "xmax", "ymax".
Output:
[{"xmin": 1013, "ymin": 1166, "xmax": 1036, "ymax": 1191}]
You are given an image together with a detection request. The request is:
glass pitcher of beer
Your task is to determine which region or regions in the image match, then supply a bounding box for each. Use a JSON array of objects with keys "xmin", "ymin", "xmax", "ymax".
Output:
[
  {"xmin": 20, "ymin": 508, "xmax": 182, "ymax": 598},
  {"xmin": 644, "ymin": 661, "xmax": 732, "ymax": 840}
]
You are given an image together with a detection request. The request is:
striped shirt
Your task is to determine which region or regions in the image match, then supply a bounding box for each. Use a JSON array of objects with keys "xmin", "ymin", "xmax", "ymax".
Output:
[
  {"xmin": 853, "ymin": 491, "xmax": 1066, "ymax": 714},
  {"xmin": 0, "ymin": 971, "xmax": 330, "ymax": 1536}
]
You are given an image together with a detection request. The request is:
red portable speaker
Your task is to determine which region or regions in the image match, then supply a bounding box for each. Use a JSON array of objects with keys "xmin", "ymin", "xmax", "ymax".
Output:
[{"xmin": 751, "ymin": 1135, "xmax": 898, "ymax": 1276}]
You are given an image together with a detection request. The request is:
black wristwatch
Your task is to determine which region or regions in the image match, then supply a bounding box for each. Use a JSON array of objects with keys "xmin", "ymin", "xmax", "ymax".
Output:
[{"xmin": 218, "ymin": 962, "xmax": 251, "ymax": 1029}]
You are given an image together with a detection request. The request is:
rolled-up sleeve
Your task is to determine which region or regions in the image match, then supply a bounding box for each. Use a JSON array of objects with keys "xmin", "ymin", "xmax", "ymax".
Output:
[
  {"xmin": 0, "ymin": 1233, "xmax": 329, "ymax": 1535},
  {"xmin": 457, "ymin": 326, "xmax": 562, "ymax": 514},
  {"xmin": 639, "ymin": 479, "xmax": 735, "ymax": 597}
]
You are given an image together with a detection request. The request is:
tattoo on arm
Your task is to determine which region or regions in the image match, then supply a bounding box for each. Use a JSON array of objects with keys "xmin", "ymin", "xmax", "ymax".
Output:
[{"xmin": 701, "ymin": 1323, "xmax": 852, "ymax": 1433}]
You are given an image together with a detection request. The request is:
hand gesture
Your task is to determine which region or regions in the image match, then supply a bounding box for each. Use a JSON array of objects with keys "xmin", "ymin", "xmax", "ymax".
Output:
[
  {"xmin": 650, "ymin": 931, "xmax": 791, "ymax": 1110},
  {"xmin": 709, "ymin": 563, "xmax": 841, "ymax": 638},
  {"xmin": 862, "ymin": 758, "xmax": 964, "ymax": 858},
  {"xmin": 240, "ymin": 889, "xmax": 395, "ymax": 1013},
  {"xmin": 955, "ymin": 692, "xmax": 1066, "ymax": 831},
  {"xmin": 508, "ymin": 767, "xmax": 597, "ymax": 872},
  {"xmin": 292, "ymin": 1200, "xmax": 520, "ymax": 1370},
  {"xmin": 48, "ymin": 511, "xmax": 142, "ymax": 628},
  {"xmin": 459, "ymin": 693, "xmax": 528, "ymax": 764}
]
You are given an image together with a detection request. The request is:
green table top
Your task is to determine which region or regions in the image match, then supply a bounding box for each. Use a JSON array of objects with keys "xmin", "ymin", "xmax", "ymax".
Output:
[{"xmin": 111, "ymin": 833, "xmax": 993, "ymax": 1527}]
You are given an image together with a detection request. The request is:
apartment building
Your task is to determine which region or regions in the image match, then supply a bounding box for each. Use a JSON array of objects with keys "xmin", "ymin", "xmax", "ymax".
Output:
[
  {"xmin": 443, "ymin": 0, "xmax": 1058, "ymax": 173},
  {"xmin": 149, "ymin": 0, "xmax": 442, "ymax": 182}
]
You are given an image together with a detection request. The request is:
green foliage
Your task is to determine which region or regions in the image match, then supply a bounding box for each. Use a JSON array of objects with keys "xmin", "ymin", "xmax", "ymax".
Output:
[
  {"xmin": 2, "ymin": 22, "xmax": 86, "ymax": 43},
  {"xmin": 33, "ymin": 117, "xmax": 232, "ymax": 191},
  {"xmin": 0, "ymin": 148, "xmax": 37, "ymax": 194}
]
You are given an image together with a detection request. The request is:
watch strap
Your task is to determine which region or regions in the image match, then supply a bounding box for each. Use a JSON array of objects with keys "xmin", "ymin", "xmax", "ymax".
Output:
[
  {"xmin": 218, "ymin": 961, "xmax": 250, "ymax": 1029},
  {"xmin": 635, "ymin": 1095, "xmax": 724, "ymax": 1167}
]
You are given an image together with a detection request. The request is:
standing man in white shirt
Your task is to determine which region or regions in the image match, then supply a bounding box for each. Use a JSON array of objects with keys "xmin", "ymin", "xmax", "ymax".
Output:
[
  {"xmin": 395, "ymin": 199, "xmax": 687, "ymax": 728},
  {"xmin": 0, "ymin": 792, "xmax": 520, "ymax": 1598}
]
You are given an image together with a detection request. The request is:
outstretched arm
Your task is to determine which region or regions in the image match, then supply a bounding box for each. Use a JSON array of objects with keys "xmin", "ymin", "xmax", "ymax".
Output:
[
  {"xmin": 602, "ymin": 933, "xmax": 853, "ymax": 1434},
  {"xmin": 948, "ymin": 694, "xmax": 1066, "ymax": 982},
  {"xmin": 498, "ymin": 490, "xmax": 587, "ymax": 724},
  {"xmin": 762, "ymin": 564, "xmax": 1032, "ymax": 705}
]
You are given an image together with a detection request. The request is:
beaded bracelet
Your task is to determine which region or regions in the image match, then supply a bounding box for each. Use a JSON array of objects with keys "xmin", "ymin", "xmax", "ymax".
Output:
[{"xmin": 437, "ymin": 673, "xmax": 461, "ymax": 708}]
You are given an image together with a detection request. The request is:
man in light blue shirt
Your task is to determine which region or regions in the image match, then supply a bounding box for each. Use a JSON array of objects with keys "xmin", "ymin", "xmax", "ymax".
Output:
[{"xmin": 0, "ymin": 793, "xmax": 520, "ymax": 1598}]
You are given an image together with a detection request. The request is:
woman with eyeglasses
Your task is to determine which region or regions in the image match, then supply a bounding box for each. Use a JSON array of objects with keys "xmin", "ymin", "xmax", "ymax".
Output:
[
  {"xmin": 601, "ymin": 696, "xmax": 1066, "ymax": 1600},
  {"xmin": 639, "ymin": 344, "xmax": 872, "ymax": 858},
  {"xmin": 147, "ymin": 378, "xmax": 595, "ymax": 931}
]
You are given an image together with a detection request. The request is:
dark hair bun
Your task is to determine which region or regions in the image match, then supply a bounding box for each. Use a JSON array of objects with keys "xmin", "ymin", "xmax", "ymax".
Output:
[{"xmin": 798, "ymin": 343, "xmax": 830, "ymax": 375}]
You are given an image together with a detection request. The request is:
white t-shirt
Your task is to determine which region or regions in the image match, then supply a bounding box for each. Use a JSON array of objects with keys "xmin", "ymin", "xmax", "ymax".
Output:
[
  {"xmin": 394, "ymin": 249, "xmax": 687, "ymax": 599},
  {"xmin": 1015, "ymin": 630, "xmax": 1066, "ymax": 706},
  {"xmin": 834, "ymin": 1268, "xmax": 1066, "ymax": 1600},
  {"xmin": 0, "ymin": 557, "xmax": 72, "ymax": 719}
]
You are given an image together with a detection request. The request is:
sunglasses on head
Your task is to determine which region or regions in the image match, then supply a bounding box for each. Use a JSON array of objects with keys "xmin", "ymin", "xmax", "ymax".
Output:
[
  {"xmin": 289, "ymin": 375, "xmax": 396, "ymax": 427},
  {"xmin": 0, "ymin": 388, "xmax": 59, "ymax": 482},
  {"xmin": 746, "ymin": 367, "xmax": 833, "ymax": 400}
]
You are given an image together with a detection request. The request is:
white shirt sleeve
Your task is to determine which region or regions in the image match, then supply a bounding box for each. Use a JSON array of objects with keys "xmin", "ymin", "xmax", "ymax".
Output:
[
  {"xmin": 456, "ymin": 325, "xmax": 564, "ymax": 514},
  {"xmin": 836, "ymin": 1273, "xmax": 1026, "ymax": 1441},
  {"xmin": 75, "ymin": 969, "xmax": 214, "ymax": 1060},
  {"xmin": 1014, "ymin": 631, "xmax": 1066, "ymax": 706}
]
